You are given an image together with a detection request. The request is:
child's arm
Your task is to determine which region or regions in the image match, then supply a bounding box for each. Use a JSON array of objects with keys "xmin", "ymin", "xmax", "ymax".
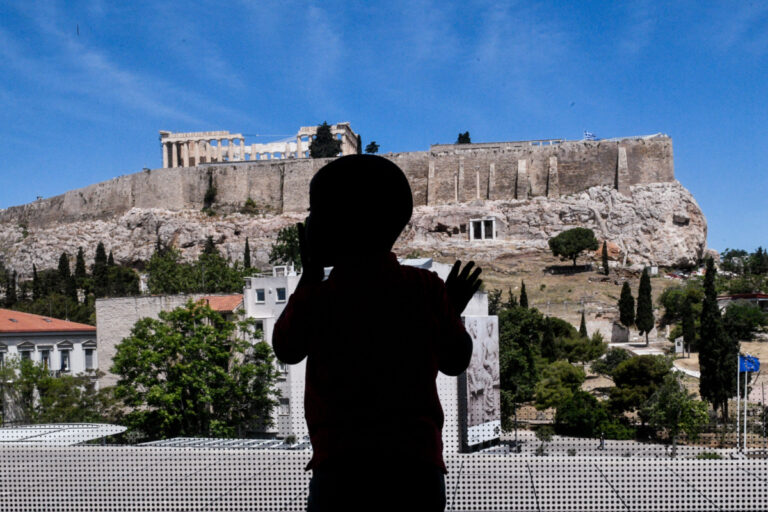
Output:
[
  {"xmin": 437, "ymin": 260, "xmax": 481, "ymax": 375},
  {"xmin": 272, "ymin": 222, "xmax": 324, "ymax": 364}
]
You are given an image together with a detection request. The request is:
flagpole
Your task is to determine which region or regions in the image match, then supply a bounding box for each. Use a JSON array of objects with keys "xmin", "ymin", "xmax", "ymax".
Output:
[
  {"xmin": 737, "ymin": 356, "xmax": 741, "ymax": 452},
  {"xmin": 744, "ymin": 369, "xmax": 749, "ymax": 453}
]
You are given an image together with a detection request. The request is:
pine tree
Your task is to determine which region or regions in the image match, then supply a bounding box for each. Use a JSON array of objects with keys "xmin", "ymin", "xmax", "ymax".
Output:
[
  {"xmin": 456, "ymin": 132, "xmax": 471, "ymax": 144},
  {"xmin": 520, "ymin": 281, "xmax": 528, "ymax": 308},
  {"xmin": 243, "ymin": 238, "xmax": 251, "ymax": 269},
  {"xmin": 579, "ymin": 311, "xmax": 588, "ymax": 338},
  {"xmin": 601, "ymin": 241, "xmax": 609, "ymax": 275},
  {"xmin": 699, "ymin": 258, "xmax": 738, "ymax": 421},
  {"xmin": 618, "ymin": 281, "xmax": 635, "ymax": 327},
  {"xmin": 365, "ymin": 141, "xmax": 379, "ymax": 154},
  {"xmin": 636, "ymin": 268, "xmax": 654, "ymax": 346},
  {"xmin": 93, "ymin": 242, "xmax": 109, "ymax": 298},
  {"xmin": 309, "ymin": 122, "xmax": 342, "ymax": 158}
]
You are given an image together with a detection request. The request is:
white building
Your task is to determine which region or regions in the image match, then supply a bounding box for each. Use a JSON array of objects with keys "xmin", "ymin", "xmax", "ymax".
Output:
[
  {"xmin": 0, "ymin": 308, "xmax": 97, "ymax": 375},
  {"xmin": 243, "ymin": 259, "xmax": 491, "ymax": 452}
]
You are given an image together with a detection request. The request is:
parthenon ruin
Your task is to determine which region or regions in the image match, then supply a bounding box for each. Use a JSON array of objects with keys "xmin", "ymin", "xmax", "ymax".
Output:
[{"xmin": 159, "ymin": 123, "xmax": 359, "ymax": 168}]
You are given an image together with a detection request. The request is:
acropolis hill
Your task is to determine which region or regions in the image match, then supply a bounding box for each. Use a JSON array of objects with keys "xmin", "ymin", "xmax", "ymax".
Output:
[{"xmin": 0, "ymin": 130, "xmax": 707, "ymax": 275}]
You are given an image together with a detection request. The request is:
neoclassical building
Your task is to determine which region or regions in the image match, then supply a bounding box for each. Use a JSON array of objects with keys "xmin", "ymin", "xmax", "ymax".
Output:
[{"xmin": 0, "ymin": 309, "xmax": 97, "ymax": 374}]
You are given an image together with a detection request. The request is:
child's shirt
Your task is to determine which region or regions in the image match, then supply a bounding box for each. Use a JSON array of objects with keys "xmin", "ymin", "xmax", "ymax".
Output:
[{"xmin": 273, "ymin": 252, "xmax": 472, "ymax": 473}]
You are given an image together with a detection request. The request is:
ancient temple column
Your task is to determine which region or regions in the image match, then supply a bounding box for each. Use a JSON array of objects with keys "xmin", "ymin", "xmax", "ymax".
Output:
[
  {"xmin": 227, "ymin": 139, "xmax": 234, "ymax": 161},
  {"xmin": 171, "ymin": 142, "xmax": 178, "ymax": 168},
  {"xmin": 194, "ymin": 141, "xmax": 201, "ymax": 166},
  {"xmin": 181, "ymin": 142, "xmax": 189, "ymax": 167},
  {"xmin": 162, "ymin": 143, "xmax": 169, "ymax": 168},
  {"xmin": 238, "ymin": 138, "xmax": 245, "ymax": 161},
  {"xmin": 217, "ymin": 139, "xmax": 223, "ymax": 162}
]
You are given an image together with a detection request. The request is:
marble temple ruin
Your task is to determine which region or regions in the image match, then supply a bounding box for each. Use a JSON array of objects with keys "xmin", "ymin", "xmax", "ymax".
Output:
[{"xmin": 159, "ymin": 123, "xmax": 359, "ymax": 168}]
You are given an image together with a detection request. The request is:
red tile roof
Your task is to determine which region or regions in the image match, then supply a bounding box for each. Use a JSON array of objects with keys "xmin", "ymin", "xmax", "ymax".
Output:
[
  {"xmin": 0, "ymin": 308, "xmax": 96, "ymax": 333},
  {"xmin": 200, "ymin": 295, "xmax": 243, "ymax": 313}
]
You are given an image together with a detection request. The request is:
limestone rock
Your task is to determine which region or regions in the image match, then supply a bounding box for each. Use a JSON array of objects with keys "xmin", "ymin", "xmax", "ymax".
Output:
[{"xmin": 0, "ymin": 182, "xmax": 706, "ymax": 277}]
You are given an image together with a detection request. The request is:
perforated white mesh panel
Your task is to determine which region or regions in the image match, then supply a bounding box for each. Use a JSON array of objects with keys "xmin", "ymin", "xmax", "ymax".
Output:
[{"xmin": 2, "ymin": 447, "xmax": 767, "ymax": 511}]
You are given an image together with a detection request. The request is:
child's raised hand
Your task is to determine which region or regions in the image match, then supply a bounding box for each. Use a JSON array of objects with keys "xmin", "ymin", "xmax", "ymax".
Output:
[{"xmin": 445, "ymin": 260, "xmax": 482, "ymax": 315}]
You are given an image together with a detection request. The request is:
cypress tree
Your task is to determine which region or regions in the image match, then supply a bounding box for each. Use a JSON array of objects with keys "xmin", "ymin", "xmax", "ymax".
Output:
[
  {"xmin": 93, "ymin": 242, "xmax": 109, "ymax": 298},
  {"xmin": 541, "ymin": 318, "xmax": 557, "ymax": 361},
  {"xmin": 618, "ymin": 281, "xmax": 635, "ymax": 327},
  {"xmin": 5, "ymin": 271, "xmax": 16, "ymax": 307},
  {"xmin": 203, "ymin": 236, "xmax": 217, "ymax": 255},
  {"xmin": 32, "ymin": 264, "xmax": 41, "ymax": 301},
  {"xmin": 579, "ymin": 310, "xmax": 588, "ymax": 338},
  {"xmin": 601, "ymin": 241, "xmax": 609, "ymax": 275},
  {"xmin": 699, "ymin": 258, "xmax": 738, "ymax": 421},
  {"xmin": 58, "ymin": 252, "xmax": 71, "ymax": 293},
  {"xmin": 681, "ymin": 295, "xmax": 696, "ymax": 353},
  {"xmin": 107, "ymin": 251, "xmax": 115, "ymax": 267},
  {"xmin": 309, "ymin": 122, "xmax": 342, "ymax": 158},
  {"xmin": 244, "ymin": 238, "xmax": 251, "ymax": 269},
  {"xmin": 636, "ymin": 268, "xmax": 654, "ymax": 345},
  {"xmin": 504, "ymin": 288, "xmax": 518, "ymax": 309},
  {"xmin": 520, "ymin": 281, "xmax": 528, "ymax": 308},
  {"xmin": 74, "ymin": 247, "xmax": 86, "ymax": 282},
  {"xmin": 356, "ymin": 134, "xmax": 362, "ymax": 155}
]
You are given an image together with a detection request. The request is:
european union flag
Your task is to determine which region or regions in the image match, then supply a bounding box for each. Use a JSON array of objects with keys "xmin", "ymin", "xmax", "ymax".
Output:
[{"xmin": 739, "ymin": 355, "xmax": 760, "ymax": 372}]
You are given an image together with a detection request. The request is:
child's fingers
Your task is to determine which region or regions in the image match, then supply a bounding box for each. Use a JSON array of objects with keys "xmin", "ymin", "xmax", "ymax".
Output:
[
  {"xmin": 448, "ymin": 260, "xmax": 462, "ymax": 282},
  {"xmin": 459, "ymin": 261, "xmax": 475, "ymax": 280}
]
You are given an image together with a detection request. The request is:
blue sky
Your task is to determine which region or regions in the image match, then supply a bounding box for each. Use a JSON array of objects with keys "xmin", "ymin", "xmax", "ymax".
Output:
[{"xmin": 1, "ymin": 1, "xmax": 766, "ymax": 252}]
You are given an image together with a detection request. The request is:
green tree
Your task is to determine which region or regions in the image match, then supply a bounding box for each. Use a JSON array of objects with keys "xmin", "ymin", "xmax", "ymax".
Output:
[
  {"xmin": 364, "ymin": 141, "xmax": 379, "ymax": 154},
  {"xmin": 644, "ymin": 373, "xmax": 708, "ymax": 457},
  {"xmin": 609, "ymin": 355, "xmax": 672, "ymax": 419},
  {"xmin": 636, "ymin": 268, "xmax": 654, "ymax": 345},
  {"xmin": 107, "ymin": 251, "xmax": 115, "ymax": 267},
  {"xmin": 74, "ymin": 247, "xmax": 87, "ymax": 290},
  {"xmin": 720, "ymin": 248, "xmax": 749, "ymax": 274},
  {"xmin": 681, "ymin": 295, "xmax": 697, "ymax": 352},
  {"xmin": 591, "ymin": 347, "xmax": 631, "ymax": 376},
  {"xmin": 601, "ymin": 241, "xmax": 609, "ymax": 275},
  {"xmin": 356, "ymin": 134, "xmax": 362, "ymax": 155},
  {"xmin": 58, "ymin": 252, "xmax": 77, "ymax": 301},
  {"xmin": 559, "ymin": 331, "xmax": 606, "ymax": 363},
  {"xmin": 456, "ymin": 132, "xmax": 471, "ymax": 144},
  {"xmin": 32, "ymin": 264, "xmax": 41, "ymax": 301},
  {"xmin": 541, "ymin": 318, "xmax": 558, "ymax": 362},
  {"xmin": 723, "ymin": 302, "xmax": 767, "ymax": 341},
  {"xmin": 699, "ymin": 258, "xmax": 738, "ymax": 421},
  {"xmin": 309, "ymin": 122, "xmax": 342, "ymax": 158},
  {"xmin": 548, "ymin": 227, "xmax": 599, "ymax": 266},
  {"xmin": 749, "ymin": 246, "xmax": 768, "ymax": 275},
  {"xmin": 92, "ymin": 242, "xmax": 109, "ymax": 298},
  {"xmin": 147, "ymin": 243, "xmax": 195, "ymax": 294},
  {"xmin": 579, "ymin": 311, "xmax": 588, "ymax": 338},
  {"xmin": 107, "ymin": 265, "xmax": 140, "ymax": 297},
  {"xmin": 111, "ymin": 300, "xmax": 279, "ymax": 440},
  {"xmin": 488, "ymin": 289, "xmax": 502, "ymax": 316},
  {"xmin": 243, "ymin": 237, "xmax": 251, "ymax": 269},
  {"xmin": 555, "ymin": 390, "xmax": 610, "ymax": 438},
  {"xmin": 499, "ymin": 305, "xmax": 543, "ymax": 429},
  {"xmin": 520, "ymin": 281, "xmax": 528, "ymax": 308},
  {"xmin": 4, "ymin": 271, "xmax": 17, "ymax": 307},
  {"xmin": 534, "ymin": 360, "xmax": 586, "ymax": 410},
  {"xmin": 269, "ymin": 225, "xmax": 302, "ymax": 270}
]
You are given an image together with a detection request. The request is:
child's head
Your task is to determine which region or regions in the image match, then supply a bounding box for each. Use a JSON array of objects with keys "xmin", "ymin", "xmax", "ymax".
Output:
[{"xmin": 307, "ymin": 154, "xmax": 413, "ymax": 267}]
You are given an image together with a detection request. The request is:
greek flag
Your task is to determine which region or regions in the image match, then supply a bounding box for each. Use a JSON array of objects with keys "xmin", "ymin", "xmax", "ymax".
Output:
[
  {"xmin": 739, "ymin": 354, "xmax": 760, "ymax": 372},
  {"xmin": 584, "ymin": 130, "xmax": 597, "ymax": 141}
]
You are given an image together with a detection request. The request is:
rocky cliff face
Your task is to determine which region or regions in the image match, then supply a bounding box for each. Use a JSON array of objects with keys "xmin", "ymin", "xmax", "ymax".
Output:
[{"xmin": 0, "ymin": 182, "xmax": 706, "ymax": 277}]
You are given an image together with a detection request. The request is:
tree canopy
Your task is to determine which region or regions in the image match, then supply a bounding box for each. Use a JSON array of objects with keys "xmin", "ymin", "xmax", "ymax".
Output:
[
  {"xmin": 534, "ymin": 360, "xmax": 586, "ymax": 410},
  {"xmin": 548, "ymin": 228, "xmax": 599, "ymax": 266},
  {"xmin": 364, "ymin": 141, "xmax": 379, "ymax": 154},
  {"xmin": 269, "ymin": 225, "xmax": 302, "ymax": 270},
  {"xmin": 644, "ymin": 373, "xmax": 708, "ymax": 456},
  {"xmin": 309, "ymin": 122, "xmax": 342, "ymax": 158},
  {"xmin": 111, "ymin": 300, "xmax": 279, "ymax": 440},
  {"xmin": 456, "ymin": 132, "xmax": 471, "ymax": 144},
  {"xmin": 636, "ymin": 268, "xmax": 654, "ymax": 345},
  {"xmin": 609, "ymin": 354, "xmax": 672, "ymax": 418},
  {"xmin": 619, "ymin": 281, "xmax": 635, "ymax": 327}
]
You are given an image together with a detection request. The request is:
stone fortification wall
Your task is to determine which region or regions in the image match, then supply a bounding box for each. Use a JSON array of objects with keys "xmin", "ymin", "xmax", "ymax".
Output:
[{"xmin": 0, "ymin": 135, "xmax": 673, "ymax": 227}]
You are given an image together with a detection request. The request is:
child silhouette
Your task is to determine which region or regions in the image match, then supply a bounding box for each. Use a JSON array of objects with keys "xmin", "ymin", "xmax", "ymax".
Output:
[{"xmin": 273, "ymin": 154, "xmax": 481, "ymax": 512}]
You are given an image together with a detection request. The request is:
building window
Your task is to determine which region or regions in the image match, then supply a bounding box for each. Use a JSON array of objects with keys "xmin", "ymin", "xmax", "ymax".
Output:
[
  {"xmin": 20, "ymin": 350, "xmax": 31, "ymax": 361},
  {"xmin": 0, "ymin": 352, "xmax": 4, "ymax": 366},
  {"xmin": 255, "ymin": 289, "xmax": 265, "ymax": 303},
  {"xmin": 85, "ymin": 349, "xmax": 94, "ymax": 370},
  {"xmin": 470, "ymin": 218, "xmax": 495, "ymax": 240},
  {"xmin": 40, "ymin": 349, "xmax": 51, "ymax": 370},
  {"xmin": 276, "ymin": 288, "xmax": 287, "ymax": 302},
  {"xmin": 60, "ymin": 350, "xmax": 70, "ymax": 372}
]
